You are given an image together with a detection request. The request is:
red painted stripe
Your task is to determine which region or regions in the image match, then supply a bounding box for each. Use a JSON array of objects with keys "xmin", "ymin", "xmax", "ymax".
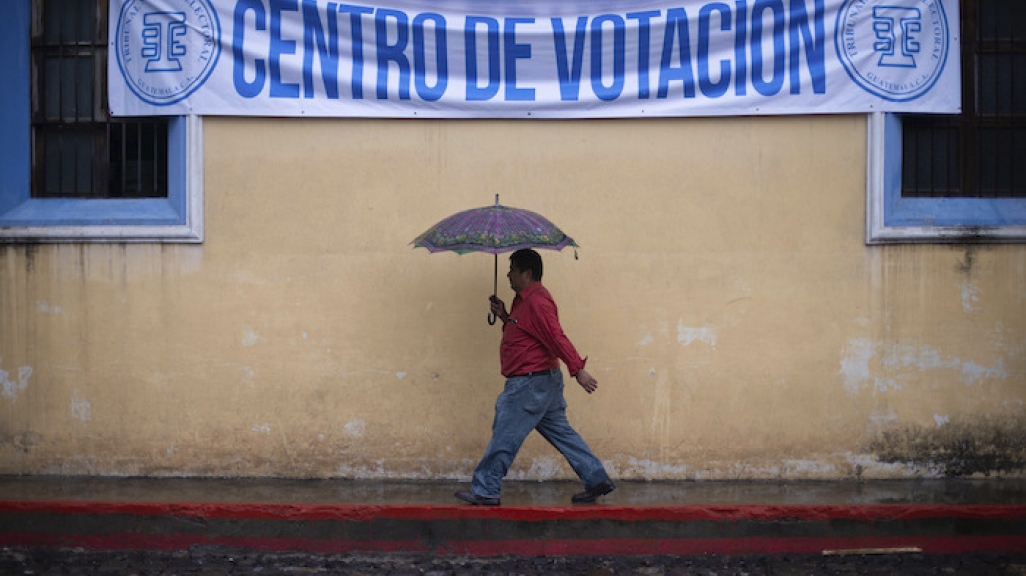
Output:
[
  {"xmin": 2, "ymin": 500, "xmax": 1026, "ymax": 522},
  {"xmin": 3, "ymin": 531, "xmax": 1025, "ymax": 556}
]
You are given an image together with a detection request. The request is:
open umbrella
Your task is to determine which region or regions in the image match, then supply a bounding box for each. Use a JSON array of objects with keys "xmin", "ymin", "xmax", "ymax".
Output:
[{"xmin": 412, "ymin": 195, "xmax": 578, "ymax": 324}]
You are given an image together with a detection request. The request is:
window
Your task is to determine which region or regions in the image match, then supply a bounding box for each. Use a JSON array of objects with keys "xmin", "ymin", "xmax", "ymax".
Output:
[
  {"xmin": 868, "ymin": 0, "xmax": 1026, "ymax": 243},
  {"xmin": 0, "ymin": 0, "xmax": 203, "ymax": 242},
  {"xmin": 33, "ymin": 0, "xmax": 171, "ymax": 199},
  {"xmin": 902, "ymin": 0, "xmax": 1025, "ymax": 198}
]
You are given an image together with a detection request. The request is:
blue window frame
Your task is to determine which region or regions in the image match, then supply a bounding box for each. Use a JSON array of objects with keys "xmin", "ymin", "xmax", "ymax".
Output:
[
  {"xmin": 867, "ymin": 113, "xmax": 1026, "ymax": 244},
  {"xmin": 866, "ymin": 0, "xmax": 1026, "ymax": 244},
  {"xmin": 0, "ymin": 0, "xmax": 203, "ymax": 243}
]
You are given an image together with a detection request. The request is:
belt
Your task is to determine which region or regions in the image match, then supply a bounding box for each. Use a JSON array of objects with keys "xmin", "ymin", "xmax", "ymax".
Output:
[{"xmin": 514, "ymin": 367, "xmax": 559, "ymax": 378}]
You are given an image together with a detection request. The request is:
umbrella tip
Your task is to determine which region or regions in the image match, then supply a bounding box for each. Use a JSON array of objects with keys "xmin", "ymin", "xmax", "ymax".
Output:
[{"xmin": 495, "ymin": 194, "xmax": 499, "ymax": 206}]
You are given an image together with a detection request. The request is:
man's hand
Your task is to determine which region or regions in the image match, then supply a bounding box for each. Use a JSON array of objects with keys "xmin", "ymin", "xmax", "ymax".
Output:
[
  {"xmin": 575, "ymin": 369, "xmax": 598, "ymax": 394},
  {"xmin": 489, "ymin": 295, "xmax": 509, "ymax": 324}
]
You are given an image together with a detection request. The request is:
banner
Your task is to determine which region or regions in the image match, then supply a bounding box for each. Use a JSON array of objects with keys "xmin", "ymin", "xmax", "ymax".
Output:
[{"xmin": 108, "ymin": 0, "xmax": 961, "ymax": 117}]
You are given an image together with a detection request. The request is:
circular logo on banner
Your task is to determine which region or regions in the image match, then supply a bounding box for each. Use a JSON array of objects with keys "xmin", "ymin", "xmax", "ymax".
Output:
[
  {"xmin": 835, "ymin": 0, "xmax": 949, "ymax": 102},
  {"xmin": 116, "ymin": 0, "xmax": 221, "ymax": 106}
]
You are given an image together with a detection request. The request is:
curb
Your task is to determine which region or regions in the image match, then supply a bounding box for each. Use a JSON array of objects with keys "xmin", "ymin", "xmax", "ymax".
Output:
[{"xmin": 4, "ymin": 501, "xmax": 1025, "ymax": 556}]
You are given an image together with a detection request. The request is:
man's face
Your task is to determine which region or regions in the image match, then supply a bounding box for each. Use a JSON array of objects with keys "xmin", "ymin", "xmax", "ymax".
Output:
[{"xmin": 507, "ymin": 263, "xmax": 532, "ymax": 293}]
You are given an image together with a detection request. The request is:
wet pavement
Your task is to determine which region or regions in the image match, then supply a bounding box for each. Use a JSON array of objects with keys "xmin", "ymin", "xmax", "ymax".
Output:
[
  {"xmin": 3, "ymin": 547, "xmax": 1026, "ymax": 575},
  {"xmin": 4, "ymin": 476, "xmax": 1026, "ymax": 507}
]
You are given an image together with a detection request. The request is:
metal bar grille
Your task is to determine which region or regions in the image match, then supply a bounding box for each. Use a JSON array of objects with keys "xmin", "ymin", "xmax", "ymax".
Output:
[
  {"xmin": 902, "ymin": 115, "xmax": 960, "ymax": 197},
  {"xmin": 30, "ymin": 0, "xmax": 169, "ymax": 199},
  {"xmin": 900, "ymin": 0, "xmax": 1025, "ymax": 198}
]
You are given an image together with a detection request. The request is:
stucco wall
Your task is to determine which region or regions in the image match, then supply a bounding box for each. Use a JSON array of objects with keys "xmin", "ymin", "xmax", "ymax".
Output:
[{"xmin": 2, "ymin": 115, "xmax": 1024, "ymax": 479}]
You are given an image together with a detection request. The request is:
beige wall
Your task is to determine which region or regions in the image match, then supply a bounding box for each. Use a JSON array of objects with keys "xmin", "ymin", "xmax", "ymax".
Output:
[{"xmin": 2, "ymin": 115, "xmax": 1024, "ymax": 480}]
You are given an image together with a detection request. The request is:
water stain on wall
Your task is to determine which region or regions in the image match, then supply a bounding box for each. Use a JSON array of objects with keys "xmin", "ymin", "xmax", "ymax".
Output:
[
  {"xmin": 871, "ymin": 416, "xmax": 1026, "ymax": 477},
  {"xmin": 3, "ymin": 431, "xmax": 44, "ymax": 454},
  {"xmin": 956, "ymin": 244, "xmax": 979, "ymax": 276}
]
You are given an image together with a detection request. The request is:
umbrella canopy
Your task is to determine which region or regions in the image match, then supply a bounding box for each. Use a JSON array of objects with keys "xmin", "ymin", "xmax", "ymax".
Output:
[
  {"xmin": 411, "ymin": 195, "xmax": 577, "ymax": 255},
  {"xmin": 412, "ymin": 195, "xmax": 578, "ymax": 324}
]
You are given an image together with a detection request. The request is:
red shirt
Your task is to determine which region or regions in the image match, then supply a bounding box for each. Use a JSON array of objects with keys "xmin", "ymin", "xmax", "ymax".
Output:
[{"xmin": 499, "ymin": 282, "xmax": 587, "ymax": 378}]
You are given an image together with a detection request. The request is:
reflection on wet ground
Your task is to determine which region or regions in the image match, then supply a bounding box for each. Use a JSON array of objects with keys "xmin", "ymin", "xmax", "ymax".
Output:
[{"xmin": 4, "ymin": 476, "xmax": 1025, "ymax": 506}]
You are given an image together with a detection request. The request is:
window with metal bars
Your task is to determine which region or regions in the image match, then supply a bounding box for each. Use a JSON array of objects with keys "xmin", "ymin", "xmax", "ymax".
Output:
[
  {"xmin": 900, "ymin": 0, "xmax": 1026, "ymax": 199},
  {"xmin": 31, "ymin": 0, "xmax": 169, "ymax": 199}
]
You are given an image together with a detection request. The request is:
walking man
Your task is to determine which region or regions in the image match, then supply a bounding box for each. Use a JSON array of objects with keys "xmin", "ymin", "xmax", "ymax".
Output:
[{"xmin": 455, "ymin": 249, "xmax": 615, "ymax": 505}]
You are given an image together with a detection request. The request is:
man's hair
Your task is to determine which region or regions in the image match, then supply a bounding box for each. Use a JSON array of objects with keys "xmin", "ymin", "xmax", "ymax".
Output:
[{"xmin": 510, "ymin": 249, "xmax": 543, "ymax": 281}]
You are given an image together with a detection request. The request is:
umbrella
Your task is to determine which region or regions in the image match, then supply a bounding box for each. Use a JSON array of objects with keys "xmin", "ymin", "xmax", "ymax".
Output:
[{"xmin": 412, "ymin": 195, "xmax": 578, "ymax": 324}]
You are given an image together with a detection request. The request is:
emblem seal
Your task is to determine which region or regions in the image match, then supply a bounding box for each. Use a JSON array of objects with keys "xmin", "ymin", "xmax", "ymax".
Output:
[
  {"xmin": 116, "ymin": 0, "xmax": 221, "ymax": 106},
  {"xmin": 835, "ymin": 0, "xmax": 949, "ymax": 102}
]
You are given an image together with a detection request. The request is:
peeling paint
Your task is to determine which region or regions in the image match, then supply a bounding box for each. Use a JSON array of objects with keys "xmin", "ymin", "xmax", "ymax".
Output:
[
  {"xmin": 71, "ymin": 390, "xmax": 91, "ymax": 423},
  {"xmin": 36, "ymin": 301, "xmax": 63, "ymax": 314},
  {"xmin": 961, "ymin": 280, "xmax": 980, "ymax": 312},
  {"xmin": 0, "ymin": 360, "xmax": 33, "ymax": 401},
  {"xmin": 622, "ymin": 457, "xmax": 689, "ymax": 477},
  {"xmin": 782, "ymin": 459, "xmax": 837, "ymax": 475},
  {"xmin": 242, "ymin": 329, "xmax": 260, "ymax": 346},
  {"xmin": 874, "ymin": 378, "xmax": 902, "ymax": 393},
  {"xmin": 252, "ymin": 424, "xmax": 271, "ymax": 434},
  {"xmin": 839, "ymin": 338, "xmax": 874, "ymax": 396},
  {"xmin": 881, "ymin": 342, "xmax": 955, "ymax": 371},
  {"xmin": 333, "ymin": 459, "xmax": 479, "ymax": 480},
  {"xmin": 934, "ymin": 414, "xmax": 950, "ymax": 427},
  {"xmin": 677, "ymin": 322, "xmax": 717, "ymax": 347},
  {"xmin": 344, "ymin": 420, "xmax": 366, "ymax": 438},
  {"xmin": 869, "ymin": 409, "xmax": 898, "ymax": 424},
  {"xmin": 839, "ymin": 338, "xmax": 1009, "ymax": 396},
  {"xmin": 962, "ymin": 360, "xmax": 1007, "ymax": 385}
]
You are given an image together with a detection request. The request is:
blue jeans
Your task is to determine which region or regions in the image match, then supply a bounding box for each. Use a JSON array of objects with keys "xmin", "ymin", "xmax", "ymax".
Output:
[{"xmin": 470, "ymin": 369, "xmax": 610, "ymax": 498}]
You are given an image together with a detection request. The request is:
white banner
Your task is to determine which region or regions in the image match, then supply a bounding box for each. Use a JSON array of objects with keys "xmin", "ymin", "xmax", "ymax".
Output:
[{"xmin": 108, "ymin": 0, "xmax": 961, "ymax": 118}]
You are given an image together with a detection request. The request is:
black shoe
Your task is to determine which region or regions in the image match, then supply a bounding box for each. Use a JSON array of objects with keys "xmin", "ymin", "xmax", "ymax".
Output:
[
  {"xmin": 571, "ymin": 480, "xmax": 616, "ymax": 504},
  {"xmin": 454, "ymin": 490, "xmax": 500, "ymax": 506}
]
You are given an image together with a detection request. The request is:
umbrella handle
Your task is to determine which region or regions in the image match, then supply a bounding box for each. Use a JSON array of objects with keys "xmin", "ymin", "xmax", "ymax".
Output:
[{"xmin": 487, "ymin": 253, "xmax": 498, "ymax": 325}]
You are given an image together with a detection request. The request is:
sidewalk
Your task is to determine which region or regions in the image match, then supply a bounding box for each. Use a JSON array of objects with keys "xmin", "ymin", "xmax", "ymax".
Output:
[{"xmin": 2, "ymin": 476, "xmax": 1025, "ymax": 556}]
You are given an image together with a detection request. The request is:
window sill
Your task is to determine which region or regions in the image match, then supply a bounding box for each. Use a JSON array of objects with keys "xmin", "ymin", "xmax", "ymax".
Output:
[
  {"xmin": 865, "ymin": 112, "xmax": 1026, "ymax": 244},
  {"xmin": 0, "ymin": 116, "xmax": 204, "ymax": 244}
]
